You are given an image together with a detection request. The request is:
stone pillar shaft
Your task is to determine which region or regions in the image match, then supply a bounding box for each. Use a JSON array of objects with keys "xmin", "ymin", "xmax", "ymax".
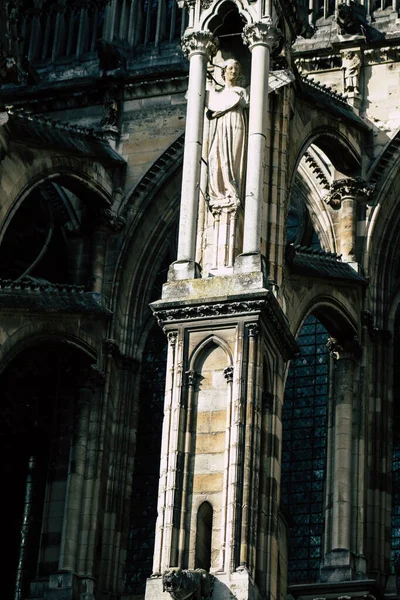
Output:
[
  {"xmin": 173, "ymin": 31, "xmax": 217, "ymax": 279},
  {"xmin": 91, "ymin": 229, "xmax": 107, "ymax": 294},
  {"xmin": 332, "ymin": 356, "xmax": 354, "ymax": 549},
  {"xmin": 241, "ymin": 21, "xmax": 279, "ymax": 259},
  {"xmin": 59, "ymin": 391, "xmax": 91, "ymax": 572},
  {"xmin": 243, "ymin": 44, "xmax": 270, "ymax": 255},
  {"xmin": 327, "ymin": 178, "xmax": 374, "ymax": 264}
]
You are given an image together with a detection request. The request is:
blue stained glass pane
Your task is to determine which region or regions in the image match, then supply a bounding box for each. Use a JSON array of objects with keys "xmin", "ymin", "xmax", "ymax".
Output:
[{"xmin": 282, "ymin": 314, "xmax": 329, "ymax": 585}]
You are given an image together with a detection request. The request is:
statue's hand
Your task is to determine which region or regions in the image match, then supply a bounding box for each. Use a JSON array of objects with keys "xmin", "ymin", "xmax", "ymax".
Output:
[{"xmin": 206, "ymin": 109, "xmax": 215, "ymax": 120}]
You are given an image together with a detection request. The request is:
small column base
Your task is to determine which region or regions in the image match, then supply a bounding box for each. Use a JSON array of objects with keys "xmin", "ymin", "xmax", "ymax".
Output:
[
  {"xmin": 168, "ymin": 260, "xmax": 202, "ymax": 281},
  {"xmin": 320, "ymin": 549, "xmax": 361, "ymax": 583},
  {"xmin": 234, "ymin": 252, "xmax": 268, "ymax": 279},
  {"xmin": 145, "ymin": 569, "xmax": 262, "ymax": 600},
  {"xmin": 45, "ymin": 573, "xmax": 95, "ymax": 600}
]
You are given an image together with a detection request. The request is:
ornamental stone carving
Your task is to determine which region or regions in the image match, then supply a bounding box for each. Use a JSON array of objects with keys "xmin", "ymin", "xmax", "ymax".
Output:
[
  {"xmin": 186, "ymin": 369, "xmax": 199, "ymax": 386},
  {"xmin": 326, "ymin": 336, "xmax": 361, "ymax": 360},
  {"xmin": 95, "ymin": 208, "xmax": 126, "ymax": 232},
  {"xmin": 167, "ymin": 331, "xmax": 178, "ymax": 346},
  {"xmin": 162, "ymin": 567, "xmax": 214, "ymax": 600},
  {"xmin": 247, "ymin": 322, "xmax": 260, "ymax": 337},
  {"xmin": 326, "ymin": 178, "xmax": 374, "ymax": 209},
  {"xmin": 224, "ymin": 365, "xmax": 234, "ymax": 382},
  {"xmin": 242, "ymin": 20, "xmax": 281, "ymax": 51},
  {"xmin": 181, "ymin": 31, "xmax": 219, "ymax": 60},
  {"xmin": 341, "ymin": 51, "xmax": 361, "ymax": 94}
]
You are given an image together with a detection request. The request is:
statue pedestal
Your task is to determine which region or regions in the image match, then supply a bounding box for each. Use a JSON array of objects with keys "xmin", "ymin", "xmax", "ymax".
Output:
[{"xmin": 144, "ymin": 569, "xmax": 262, "ymax": 600}]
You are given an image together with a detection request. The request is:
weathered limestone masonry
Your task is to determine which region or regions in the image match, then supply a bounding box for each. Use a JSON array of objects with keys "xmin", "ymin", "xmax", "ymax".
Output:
[
  {"xmin": 145, "ymin": 0, "xmax": 300, "ymax": 599},
  {"xmin": 2, "ymin": 0, "xmax": 400, "ymax": 597}
]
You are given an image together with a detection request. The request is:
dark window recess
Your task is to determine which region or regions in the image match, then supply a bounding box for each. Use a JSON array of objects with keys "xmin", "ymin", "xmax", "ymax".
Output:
[
  {"xmin": 281, "ymin": 314, "xmax": 329, "ymax": 584},
  {"xmin": 195, "ymin": 502, "xmax": 213, "ymax": 572},
  {"xmin": 124, "ymin": 325, "xmax": 168, "ymax": 596},
  {"xmin": 392, "ymin": 311, "xmax": 400, "ymax": 570},
  {"xmin": 1, "ymin": 343, "xmax": 91, "ymax": 599}
]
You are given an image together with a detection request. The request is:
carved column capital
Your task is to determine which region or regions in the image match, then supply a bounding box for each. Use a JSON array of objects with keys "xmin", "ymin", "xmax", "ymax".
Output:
[
  {"xmin": 246, "ymin": 322, "xmax": 260, "ymax": 338},
  {"xmin": 186, "ymin": 369, "xmax": 199, "ymax": 387},
  {"xmin": 326, "ymin": 178, "xmax": 374, "ymax": 209},
  {"xmin": 242, "ymin": 20, "xmax": 281, "ymax": 51},
  {"xmin": 224, "ymin": 365, "xmax": 234, "ymax": 382},
  {"xmin": 326, "ymin": 336, "xmax": 361, "ymax": 361},
  {"xmin": 167, "ymin": 331, "xmax": 178, "ymax": 346},
  {"xmin": 181, "ymin": 30, "xmax": 219, "ymax": 60}
]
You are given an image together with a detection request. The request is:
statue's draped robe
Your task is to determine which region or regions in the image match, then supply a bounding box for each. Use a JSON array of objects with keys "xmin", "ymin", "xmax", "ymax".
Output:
[{"xmin": 207, "ymin": 85, "xmax": 249, "ymax": 206}]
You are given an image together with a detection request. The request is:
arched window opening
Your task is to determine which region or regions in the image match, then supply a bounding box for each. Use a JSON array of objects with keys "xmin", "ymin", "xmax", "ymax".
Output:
[
  {"xmin": 1, "ymin": 342, "xmax": 92, "ymax": 599},
  {"xmin": 195, "ymin": 502, "xmax": 213, "ymax": 572},
  {"xmin": 0, "ymin": 182, "xmax": 94, "ymax": 286},
  {"xmin": 282, "ymin": 314, "xmax": 329, "ymax": 584},
  {"xmin": 124, "ymin": 324, "xmax": 168, "ymax": 595},
  {"xmin": 286, "ymin": 184, "xmax": 322, "ymax": 250}
]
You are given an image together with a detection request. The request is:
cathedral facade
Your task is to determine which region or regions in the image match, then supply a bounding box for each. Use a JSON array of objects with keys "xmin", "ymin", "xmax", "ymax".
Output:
[{"xmin": 1, "ymin": 0, "xmax": 400, "ymax": 599}]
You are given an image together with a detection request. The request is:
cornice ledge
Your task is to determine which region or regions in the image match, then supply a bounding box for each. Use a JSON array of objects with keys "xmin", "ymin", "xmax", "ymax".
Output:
[{"xmin": 151, "ymin": 292, "xmax": 298, "ymax": 360}]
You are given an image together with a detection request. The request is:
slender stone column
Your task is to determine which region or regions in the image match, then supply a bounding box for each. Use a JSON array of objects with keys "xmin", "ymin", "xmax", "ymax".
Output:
[
  {"xmin": 90, "ymin": 208, "xmax": 125, "ymax": 295},
  {"xmin": 169, "ymin": 31, "xmax": 218, "ymax": 280},
  {"xmin": 178, "ymin": 369, "xmax": 199, "ymax": 566},
  {"xmin": 240, "ymin": 323, "xmax": 259, "ymax": 568},
  {"xmin": 321, "ymin": 337, "xmax": 360, "ymax": 582},
  {"xmin": 326, "ymin": 178, "xmax": 373, "ymax": 265},
  {"xmin": 58, "ymin": 387, "xmax": 91, "ymax": 573},
  {"xmin": 237, "ymin": 21, "xmax": 280, "ymax": 272}
]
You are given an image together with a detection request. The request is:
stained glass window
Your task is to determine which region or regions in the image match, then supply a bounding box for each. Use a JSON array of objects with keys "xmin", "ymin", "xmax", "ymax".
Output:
[
  {"xmin": 124, "ymin": 324, "xmax": 167, "ymax": 595},
  {"xmin": 281, "ymin": 314, "xmax": 329, "ymax": 584}
]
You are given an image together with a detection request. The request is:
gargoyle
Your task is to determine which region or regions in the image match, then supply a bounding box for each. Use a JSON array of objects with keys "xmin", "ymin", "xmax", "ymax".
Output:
[
  {"xmin": 162, "ymin": 568, "xmax": 214, "ymax": 600},
  {"xmin": 96, "ymin": 39, "xmax": 127, "ymax": 72},
  {"xmin": 336, "ymin": 2, "xmax": 367, "ymax": 36}
]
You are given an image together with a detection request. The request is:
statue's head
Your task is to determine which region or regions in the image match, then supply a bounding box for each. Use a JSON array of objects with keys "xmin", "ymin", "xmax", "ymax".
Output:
[
  {"xmin": 221, "ymin": 58, "xmax": 241, "ymax": 83},
  {"xmin": 162, "ymin": 568, "xmax": 183, "ymax": 594}
]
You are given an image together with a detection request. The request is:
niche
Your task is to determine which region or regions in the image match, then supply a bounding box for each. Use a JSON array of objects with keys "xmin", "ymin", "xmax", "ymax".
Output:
[{"xmin": 195, "ymin": 501, "xmax": 213, "ymax": 572}]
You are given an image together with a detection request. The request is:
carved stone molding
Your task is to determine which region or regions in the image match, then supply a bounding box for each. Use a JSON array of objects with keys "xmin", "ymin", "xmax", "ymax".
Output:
[
  {"xmin": 326, "ymin": 336, "xmax": 362, "ymax": 361},
  {"xmin": 153, "ymin": 297, "xmax": 298, "ymax": 360},
  {"xmin": 102, "ymin": 338, "xmax": 140, "ymax": 372},
  {"xmin": 181, "ymin": 31, "xmax": 219, "ymax": 61},
  {"xmin": 155, "ymin": 300, "xmax": 266, "ymax": 323},
  {"xmin": 242, "ymin": 20, "xmax": 281, "ymax": 51},
  {"xmin": 100, "ymin": 88, "xmax": 119, "ymax": 131},
  {"xmin": 95, "ymin": 208, "xmax": 126, "ymax": 232},
  {"xmin": 364, "ymin": 45, "xmax": 400, "ymax": 65},
  {"xmin": 326, "ymin": 178, "xmax": 374, "ymax": 209},
  {"xmin": 224, "ymin": 365, "xmax": 234, "ymax": 382}
]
